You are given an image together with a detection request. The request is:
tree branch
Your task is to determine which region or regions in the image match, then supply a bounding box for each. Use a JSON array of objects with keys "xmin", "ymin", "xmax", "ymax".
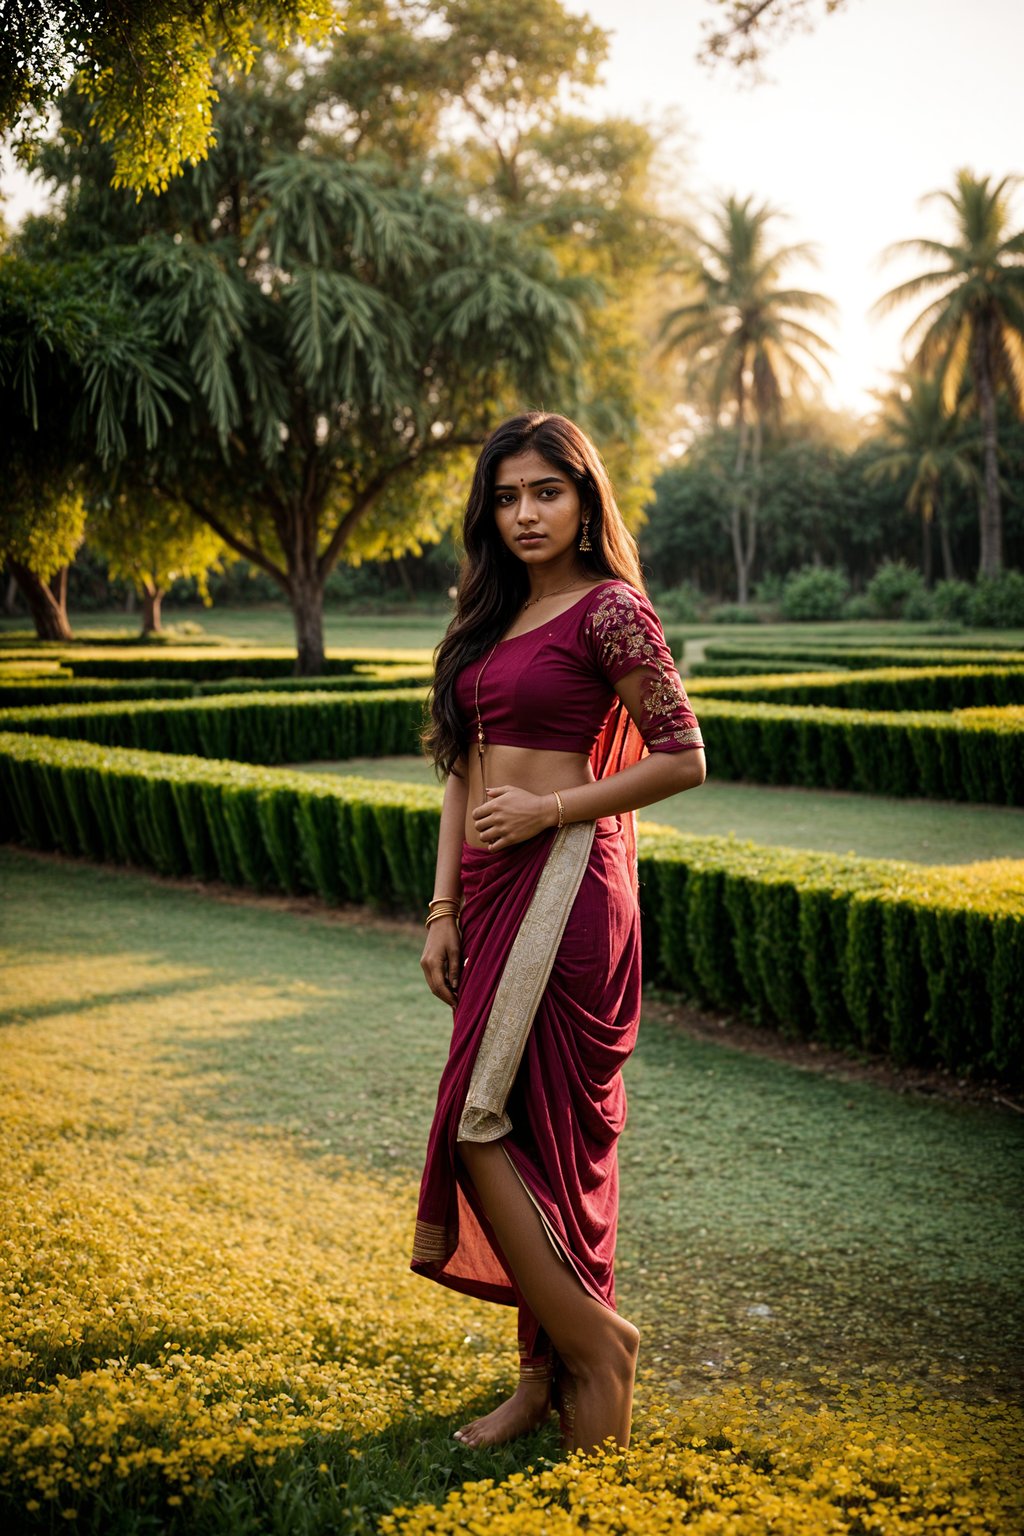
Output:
[
  {"xmin": 179, "ymin": 493, "xmax": 291, "ymax": 595},
  {"xmin": 316, "ymin": 433, "xmax": 479, "ymax": 581}
]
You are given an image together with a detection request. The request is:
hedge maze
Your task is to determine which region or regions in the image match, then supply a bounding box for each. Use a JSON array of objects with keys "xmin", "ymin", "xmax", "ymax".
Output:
[{"xmin": 1, "ymin": 632, "xmax": 1021, "ymax": 1083}]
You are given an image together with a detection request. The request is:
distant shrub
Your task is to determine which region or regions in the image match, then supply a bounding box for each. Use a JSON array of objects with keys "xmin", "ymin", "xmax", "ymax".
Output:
[
  {"xmin": 902, "ymin": 587, "xmax": 935, "ymax": 622},
  {"xmin": 866, "ymin": 560, "xmax": 926, "ymax": 619},
  {"xmin": 709, "ymin": 603, "xmax": 763, "ymax": 624},
  {"xmin": 932, "ymin": 580, "xmax": 973, "ymax": 624},
  {"xmin": 655, "ymin": 583, "xmax": 702, "ymax": 622},
  {"xmin": 968, "ymin": 571, "xmax": 1024, "ymax": 628},
  {"xmin": 781, "ymin": 566, "xmax": 850, "ymax": 621},
  {"xmin": 752, "ymin": 573, "xmax": 785, "ymax": 605},
  {"xmin": 841, "ymin": 594, "xmax": 875, "ymax": 621}
]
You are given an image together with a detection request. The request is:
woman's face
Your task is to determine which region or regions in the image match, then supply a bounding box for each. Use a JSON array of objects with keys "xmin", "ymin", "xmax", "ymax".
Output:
[{"xmin": 492, "ymin": 448, "xmax": 584, "ymax": 568}]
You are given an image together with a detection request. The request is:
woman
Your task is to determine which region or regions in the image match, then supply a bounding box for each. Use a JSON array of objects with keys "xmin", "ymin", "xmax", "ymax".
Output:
[{"xmin": 412, "ymin": 411, "xmax": 705, "ymax": 1455}]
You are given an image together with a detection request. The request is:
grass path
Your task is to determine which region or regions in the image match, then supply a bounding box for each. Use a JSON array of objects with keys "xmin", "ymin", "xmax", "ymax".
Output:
[
  {"xmin": 296, "ymin": 756, "xmax": 1024, "ymax": 865},
  {"xmin": 2, "ymin": 847, "xmax": 1019, "ymax": 1400}
]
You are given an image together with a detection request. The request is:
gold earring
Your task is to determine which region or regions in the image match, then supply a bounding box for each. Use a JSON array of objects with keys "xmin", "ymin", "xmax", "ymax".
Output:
[{"xmin": 579, "ymin": 516, "xmax": 592, "ymax": 553}]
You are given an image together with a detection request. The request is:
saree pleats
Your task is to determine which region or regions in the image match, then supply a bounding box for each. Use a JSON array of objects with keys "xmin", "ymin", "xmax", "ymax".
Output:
[{"xmin": 411, "ymin": 814, "xmax": 641, "ymax": 1340}]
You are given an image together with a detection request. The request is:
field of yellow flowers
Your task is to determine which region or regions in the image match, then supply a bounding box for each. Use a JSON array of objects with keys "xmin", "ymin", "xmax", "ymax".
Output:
[{"xmin": 1, "ymin": 846, "xmax": 1021, "ymax": 1534}]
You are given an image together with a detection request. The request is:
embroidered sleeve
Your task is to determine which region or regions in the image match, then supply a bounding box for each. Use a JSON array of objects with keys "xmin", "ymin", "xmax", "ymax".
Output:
[{"xmin": 586, "ymin": 585, "xmax": 704, "ymax": 753}]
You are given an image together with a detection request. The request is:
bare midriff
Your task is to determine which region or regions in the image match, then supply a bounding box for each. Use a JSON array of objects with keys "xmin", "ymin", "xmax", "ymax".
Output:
[{"xmin": 463, "ymin": 745, "xmax": 596, "ymax": 850}]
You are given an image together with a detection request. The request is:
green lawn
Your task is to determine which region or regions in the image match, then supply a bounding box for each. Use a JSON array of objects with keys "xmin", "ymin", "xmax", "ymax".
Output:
[
  {"xmin": 3, "ymin": 603, "xmax": 1022, "ymax": 661},
  {"xmin": 2, "ymin": 847, "xmax": 1020, "ymax": 1402},
  {"xmin": 294, "ymin": 756, "xmax": 1024, "ymax": 865},
  {"xmin": 0, "ymin": 605, "xmax": 448, "ymax": 655}
]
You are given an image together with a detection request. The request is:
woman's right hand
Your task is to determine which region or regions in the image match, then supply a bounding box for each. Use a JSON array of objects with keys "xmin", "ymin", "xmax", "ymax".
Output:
[{"xmin": 421, "ymin": 918, "xmax": 461, "ymax": 1009}]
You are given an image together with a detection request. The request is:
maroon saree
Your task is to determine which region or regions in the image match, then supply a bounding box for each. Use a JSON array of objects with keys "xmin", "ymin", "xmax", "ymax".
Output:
[{"xmin": 411, "ymin": 582, "xmax": 703, "ymax": 1377}]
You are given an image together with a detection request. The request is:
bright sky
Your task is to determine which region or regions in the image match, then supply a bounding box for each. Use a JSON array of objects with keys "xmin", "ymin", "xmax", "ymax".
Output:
[
  {"xmin": 565, "ymin": 0, "xmax": 1022, "ymax": 416},
  {"xmin": 3, "ymin": 0, "xmax": 1019, "ymax": 418}
]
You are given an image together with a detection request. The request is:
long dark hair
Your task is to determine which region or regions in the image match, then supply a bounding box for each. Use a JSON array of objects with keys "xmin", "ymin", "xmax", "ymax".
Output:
[{"xmin": 424, "ymin": 411, "xmax": 645, "ymax": 777}]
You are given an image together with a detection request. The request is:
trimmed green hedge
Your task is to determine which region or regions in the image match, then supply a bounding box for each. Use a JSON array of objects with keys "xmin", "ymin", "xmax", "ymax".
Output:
[
  {"xmin": 2, "ymin": 731, "xmax": 1019, "ymax": 1081},
  {"xmin": 637, "ymin": 826, "xmax": 1022, "ymax": 1081},
  {"xmin": 0, "ymin": 689, "xmax": 427, "ymax": 764},
  {"xmin": 0, "ymin": 732, "xmax": 443, "ymax": 909},
  {"xmin": 0, "ymin": 679, "xmax": 196, "ymax": 706},
  {"xmin": 687, "ymin": 658, "xmax": 854, "ymax": 678},
  {"xmin": 700, "ymin": 642, "xmax": 1024, "ymax": 671},
  {"xmin": 691, "ymin": 698, "xmax": 1023, "ymax": 805},
  {"xmin": 0, "ymin": 643, "xmax": 433, "ymax": 680},
  {"xmin": 689, "ymin": 664, "xmax": 1024, "ymax": 711},
  {"xmin": 4, "ymin": 690, "xmax": 1022, "ymax": 803},
  {"xmin": 0, "ymin": 668, "xmax": 433, "ymax": 708}
]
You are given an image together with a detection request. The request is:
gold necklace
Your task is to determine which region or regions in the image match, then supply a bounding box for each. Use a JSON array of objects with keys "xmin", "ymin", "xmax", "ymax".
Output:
[
  {"xmin": 521, "ymin": 579, "xmax": 589, "ymax": 610},
  {"xmin": 473, "ymin": 641, "xmax": 500, "ymax": 794}
]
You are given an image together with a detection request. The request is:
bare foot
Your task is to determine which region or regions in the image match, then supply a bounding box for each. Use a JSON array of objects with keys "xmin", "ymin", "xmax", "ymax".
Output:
[{"xmin": 454, "ymin": 1380, "xmax": 552, "ymax": 1448}]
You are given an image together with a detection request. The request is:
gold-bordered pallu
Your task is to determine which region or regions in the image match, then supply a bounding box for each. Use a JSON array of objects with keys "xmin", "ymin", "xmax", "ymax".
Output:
[{"xmin": 457, "ymin": 819, "xmax": 597, "ymax": 1145}]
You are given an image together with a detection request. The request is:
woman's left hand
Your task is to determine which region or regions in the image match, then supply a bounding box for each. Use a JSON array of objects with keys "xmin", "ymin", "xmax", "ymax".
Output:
[{"xmin": 472, "ymin": 785, "xmax": 555, "ymax": 850}]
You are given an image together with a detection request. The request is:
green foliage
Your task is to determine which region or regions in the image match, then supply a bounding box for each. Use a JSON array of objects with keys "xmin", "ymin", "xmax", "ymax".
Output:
[
  {"xmin": 968, "ymin": 571, "xmax": 1024, "ymax": 628},
  {"xmin": 651, "ymin": 585, "xmax": 702, "ymax": 623},
  {"xmin": 0, "ymin": 731, "xmax": 442, "ymax": 909},
  {"xmin": 708, "ymin": 603, "xmax": 764, "ymax": 624},
  {"xmin": 1, "ymin": 1, "xmax": 336, "ymax": 195},
  {"xmin": 931, "ymin": 579, "xmax": 974, "ymax": 624},
  {"xmin": 689, "ymin": 663, "xmax": 1024, "ymax": 712},
  {"xmin": 865, "ymin": 559, "xmax": 927, "ymax": 619},
  {"xmin": 780, "ymin": 565, "xmax": 850, "ymax": 621},
  {"xmin": 0, "ymin": 465, "xmax": 87, "ymax": 581},
  {"xmin": 875, "ymin": 169, "xmax": 1024, "ymax": 577},
  {"xmin": 0, "ymin": 691, "xmax": 428, "ymax": 765},
  {"xmin": 89, "ymin": 484, "xmax": 224, "ymax": 605},
  {"xmin": 1, "ymin": 729, "xmax": 1017, "ymax": 1080},
  {"xmin": 702, "ymin": 641, "xmax": 1024, "ymax": 670},
  {"xmin": 689, "ymin": 698, "xmax": 1024, "ymax": 805}
]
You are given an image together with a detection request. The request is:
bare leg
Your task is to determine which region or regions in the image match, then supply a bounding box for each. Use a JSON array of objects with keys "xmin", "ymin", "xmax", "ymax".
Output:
[{"xmin": 457, "ymin": 1141, "xmax": 639, "ymax": 1453}]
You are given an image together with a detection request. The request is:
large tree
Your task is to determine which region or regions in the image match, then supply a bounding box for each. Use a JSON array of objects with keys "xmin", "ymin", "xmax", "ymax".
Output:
[
  {"xmin": 0, "ymin": 0, "xmax": 337, "ymax": 194},
  {"xmin": 15, "ymin": 45, "xmax": 599, "ymax": 670},
  {"xmin": 13, "ymin": 2, "xmax": 673, "ymax": 669},
  {"xmin": 660, "ymin": 193, "xmax": 835, "ymax": 604},
  {"xmin": 874, "ymin": 169, "xmax": 1024, "ymax": 578}
]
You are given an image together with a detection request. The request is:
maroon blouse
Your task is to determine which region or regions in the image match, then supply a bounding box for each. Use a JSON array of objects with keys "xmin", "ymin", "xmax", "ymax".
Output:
[{"xmin": 454, "ymin": 580, "xmax": 704, "ymax": 756}]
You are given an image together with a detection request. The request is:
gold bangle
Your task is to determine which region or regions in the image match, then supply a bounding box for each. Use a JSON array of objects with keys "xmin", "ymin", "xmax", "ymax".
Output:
[
  {"xmin": 552, "ymin": 789, "xmax": 565, "ymax": 830},
  {"xmin": 425, "ymin": 909, "xmax": 460, "ymax": 928}
]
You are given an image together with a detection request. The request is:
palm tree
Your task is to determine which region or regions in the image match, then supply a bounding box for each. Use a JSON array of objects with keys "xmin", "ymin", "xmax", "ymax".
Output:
[
  {"xmin": 864, "ymin": 370, "xmax": 980, "ymax": 584},
  {"xmin": 874, "ymin": 170, "xmax": 1024, "ymax": 577},
  {"xmin": 661, "ymin": 194, "xmax": 835, "ymax": 605}
]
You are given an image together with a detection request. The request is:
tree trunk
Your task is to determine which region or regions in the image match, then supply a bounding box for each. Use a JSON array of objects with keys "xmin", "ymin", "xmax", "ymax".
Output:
[
  {"xmin": 744, "ymin": 414, "xmax": 762, "ymax": 601},
  {"xmin": 937, "ymin": 495, "xmax": 956, "ymax": 582},
  {"xmin": 729, "ymin": 415, "xmax": 751, "ymax": 605},
  {"xmin": 922, "ymin": 511, "xmax": 933, "ymax": 588},
  {"xmin": 8, "ymin": 560, "xmax": 74, "ymax": 640},
  {"xmin": 4, "ymin": 572, "xmax": 20, "ymax": 615},
  {"xmin": 972, "ymin": 315, "xmax": 1003, "ymax": 576},
  {"xmin": 50, "ymin": 564, "xmax": 69, "ymax": 620},
  {"xmin": 291, "ymin": 572, "xmax": 326, "ymax": 675},
  {"xmin": 141, "ymin": 585, "xmax": 163, "ymax": 635}
]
